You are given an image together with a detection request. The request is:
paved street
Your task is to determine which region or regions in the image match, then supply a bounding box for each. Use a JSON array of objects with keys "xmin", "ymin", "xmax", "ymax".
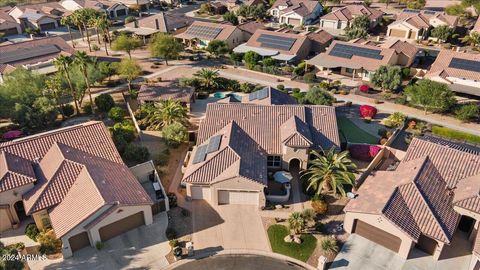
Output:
[{"xmin": 192, "ymin": 201, "xmax": 271, "ymax": 253}]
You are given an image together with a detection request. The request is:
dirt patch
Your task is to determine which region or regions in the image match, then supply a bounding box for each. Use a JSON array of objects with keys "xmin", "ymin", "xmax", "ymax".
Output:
[{"xmin": 156, "ymin": 143, "xmax": 189, "ymax": 191}]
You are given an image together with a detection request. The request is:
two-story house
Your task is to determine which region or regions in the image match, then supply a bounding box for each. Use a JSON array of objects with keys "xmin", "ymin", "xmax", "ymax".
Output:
[{"xmin": 269, "ymin": 0, "xmax": 323, "ymax": 27}]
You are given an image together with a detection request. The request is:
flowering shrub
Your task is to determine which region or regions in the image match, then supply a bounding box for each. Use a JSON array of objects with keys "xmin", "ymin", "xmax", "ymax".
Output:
[
  {"xmin": 359, "ymin": 105, "xmax": 377, "ymax": 118},
  {"xmin": 349, "ymin": 144, "xmax": 382, "ymax": 161},
  {"xmin": 359, "ymin": 84, "xmax": 369, "ymax": 93}
]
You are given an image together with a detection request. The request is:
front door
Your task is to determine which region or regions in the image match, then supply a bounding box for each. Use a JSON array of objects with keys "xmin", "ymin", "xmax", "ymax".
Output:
[{"xmin": 14, "ymin": 201, "xmax": 27, "ymax": 221}]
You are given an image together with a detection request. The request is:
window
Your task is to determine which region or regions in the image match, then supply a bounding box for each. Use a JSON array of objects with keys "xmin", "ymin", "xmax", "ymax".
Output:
[
  {"xmin": 267, "ymin": 156, "xmax": 281, "ymax": 167},
  {"xmin": 345, "ymin": 68, "xmax": 354, "ymax": 74}
]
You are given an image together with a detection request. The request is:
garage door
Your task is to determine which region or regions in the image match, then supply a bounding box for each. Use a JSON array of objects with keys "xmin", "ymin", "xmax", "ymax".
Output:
[
  {"xmin": 0, "ymin": 209, "xmax": 11, "ymax": 231},
  {"xmin": 69, "ymin": 231, "xmax": 90, "ymax": 252},
  {"xmin": 288, "ymin": 18, "xmax": 301, "ymax": 26},
  {"xmin": 116, "ymin": 9, "xmax": 127, "ymax": 16},
  {"xmin": 353, "ymin": 219, "xmax": 401, "ymax": 253},
  {"xmin": 389, "ymin": 29, "xmax": 406, "ymax": 38},
  {"xmin": 218, "ymin": 190, "xmax": 259, "ymax": 205},
  {"xmin": 191, "ymin": 186, "xmax": 211, "ymax": 200},
  {"xmin": 40, "ymin": 22, "xmax": 56, "ymax": 31},
  {"xmin": 415, "ymin": 235, "xmax": 437, "ymax": 255},
  {"xmin": 1, "ymin": 27, "xmax": 18, "ymax": 36},
  {"xmin": 99, "ymin": 212, "xmax": 145, "ymax": 242},
  {"xmin": 408, "ymin": 31, "xmax": 417, "ymax": 39}
]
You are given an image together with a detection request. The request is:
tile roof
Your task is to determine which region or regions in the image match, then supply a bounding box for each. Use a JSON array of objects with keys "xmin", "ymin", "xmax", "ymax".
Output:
[
  {"xmin": 425, "ymin": 50, "xmax": 480, "ymax": 82},
  {"xmin": 125, "ymin": 12, "xmax": 193, "ymax": 33},
  {"xmin": 245, "ymin": 29, "xmax": 309, "ymax": 56},
  {"xmin": 320, "ymin": 5, "xmax": 383, "ymax": 22},
  {"xmin": 270, "ymin": 0, "xmax": 319, "ymax": 17},
  {"xmin": 175, "ymin": 21, "xmax": 237, "ymax": 41},
  {"xmin": 345, "ymin": 137, "xmax": 480, "ymax": 244},
  {"xmin": 137, "ymin": 82, "xmax": 194, "ymax": 103},
  {"xmin": 241, "ymin": 87, "xmax": 298, "ymax": 105},
  {"xmin": 453, "ymin": 174, "xmax": 480, "ymax": 214},
  {"xmin": 473, "ymin": 17, "xmax": 480, "ymax": 33},
  {"xmin": 0, "ymin": 10, "xmax": 17, "ymax": 23},
  {"xmin": 474, "ymin": 230, "xmax": 480, "ymax": 257},
  {"xmin": 0, "ymin": 151, "xmax": 36, "ymax": 192},
  {"xmin": 380, "ymin": 39, "xmax": 418, "ymax": 60},
  {"xmin": 237, "ymin": 21, "xmax": 268, "ymax": 35},
  {"xmin": 306, "ymin": 30, "xmax": 334, "ymax": 45},
  {"xmin": 394, "ymin": 10, "xmax": 458, "ymax": 29}
]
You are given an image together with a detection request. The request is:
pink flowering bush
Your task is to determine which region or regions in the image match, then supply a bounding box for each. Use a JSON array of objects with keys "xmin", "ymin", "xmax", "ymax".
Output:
[
  {"xmin": 348, "ymin": 144, "xmax": 382, "ymax": 161},
  {"xmin": 359, "ymin": 84, "xmax": 369, "ymax": 93},
  {"xmin": 359, "ymin": 105, "xmax": 377, "ymax": 118}
]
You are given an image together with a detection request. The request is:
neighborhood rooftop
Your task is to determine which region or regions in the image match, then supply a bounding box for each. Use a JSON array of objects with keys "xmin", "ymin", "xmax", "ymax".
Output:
[{"xmin": 175, "ymin": 21, "xmax": 237, "ymax": 41}]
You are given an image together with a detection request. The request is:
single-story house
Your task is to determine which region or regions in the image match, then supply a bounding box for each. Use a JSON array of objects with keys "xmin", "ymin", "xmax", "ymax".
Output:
[
  {"xmin": 175, "ymin": 21, "xmax": 243, "ymax": 49},
  {"xmin": 7, "ymin": 2, "xmax": 69, "ymax": 32},
  {"xmin": 233, "ymin": 29, "xmax": 313, "ymax": 63},
  {"xmin": 221, "ymin": 0, "xmax": 265, "ymax": 13},
  {"xmin": 269, "ymin": 0, "xmax": 323, "ymax": 27},
  {"xmin": 424, "ymin": 50, "xmax": 480, "ymax": 97},
  {"xmin": 60, "ymin": 0, "xmax": 129, "ymax": 19},
  {"xmin": 137, "ymin": 81, "xmax": 195, "ymax": 110},
  {"xmin": 344, "ymin": 137, "xmax": 480, "ymax": 264},
  {"xmin": 181, "ymin": 88, "xmax": 340, "ymax": 207},
  {"xmin": 124, "ymin": 12, "xmax": 193, "ymax": 43},
  {"xmin": 237, "ymin": 20, "xmax": 268, "ymax": 40},
  {"xmin": 379, "ymin": 39, "xmax": 418, "ymax": 67},
  {"xmin": 306, "ymin": 39, "xmax": 416, "ymax": 81},
  {"xmin": 0, "ymin": 36, "xmax": 75, "ymax": 84},
  {"xmin": 472, "ymin": 16, "xmax": 480, "ymax": 33},
  {"xmin": 210, "ymin": 1, "xmax": 229, "ymax": 15},
  {"xmin": 0, "ymin": 10, "xmax": 22, "ymax": 36},
  {"xmin": 306, "ymin": 29, "xmax": 334, "ymax": 54},
  {"xmin": 386, "ymin": 9, "xmax": 458, "ymax": 41},
  {"xmin": 0, "ymin": 121, "xmax": 168, "ymax": 258},
  {"xmin": 319, "ymin": 5, "xmax": 384, "ymax": 35}
]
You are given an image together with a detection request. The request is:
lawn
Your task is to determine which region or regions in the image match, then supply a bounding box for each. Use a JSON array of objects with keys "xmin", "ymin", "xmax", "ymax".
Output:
[
  {"xmin": 337, "ymin": 116, "xmax": 379, "ymax": 145},
  {"xmin": 267, "ymin": 225, "xmax": 317, "ymax": 262},
  {"xmin": 432, "ymin": 126, "xmax": 480, "ymax": 145}
]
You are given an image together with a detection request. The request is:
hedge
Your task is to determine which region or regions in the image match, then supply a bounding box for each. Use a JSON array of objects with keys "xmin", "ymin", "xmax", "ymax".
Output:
[{"xmin": 432, "ymin": 126, "xmax": 480, "ymax": 145}]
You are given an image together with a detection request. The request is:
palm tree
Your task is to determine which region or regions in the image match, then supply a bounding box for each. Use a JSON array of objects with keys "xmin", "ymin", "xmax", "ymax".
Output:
[
  {"xmin": 288, "ymin": 212, "xmax": 305, "ymax": 235},
  {"xmin": 89, "ymin": 13, "xmax": 102, "ymax": 45},
  {"xmin": 302, "ymin": 148, "xmax": 357, "ymax": 197},
  {"xmin": 320, "ymin": 237, "xmax": 338, "ymax": 255},
  {"xmin": 73, "ymin": 51, "xmax": 94, "ymax": 113},
  {"xmin": 60, "ymin": 15, "xmax": 75, "ymax": 47},
  {"xmin": 194, "ymin": 68, "xmax": 219, "ymax": 90},
  {"xmin": 54, "ymin": 55, "xmax": 79, "ymax": 114},
  {"xmin": 45, "ymin": 76, "xmax": 65, "ymax": 119},
  {"xmin": 462, "ymin": 32, "xmax": 480, "ymax": 48},
  {"xmin": 158, "ymin": 100, "xmax": 188, "ymax": 126},
  {"xmin": 95, "ymin": 14, "xmax": 111, "ymax": 55},
  {"xmin": 71, "ymin": 11, "xmax": 84, "ymax": 41}
]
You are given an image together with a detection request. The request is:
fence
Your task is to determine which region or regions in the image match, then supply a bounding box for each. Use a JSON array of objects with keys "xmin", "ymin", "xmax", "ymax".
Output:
[{"xmin": 123, "ymin": 93, "xmax": 143, "ymax": 140}]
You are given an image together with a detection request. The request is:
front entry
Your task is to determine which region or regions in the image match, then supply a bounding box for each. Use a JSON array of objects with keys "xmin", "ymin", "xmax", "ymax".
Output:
[
  {"xmin": 14, "ymin": 201, "xmax": 27, "ymax": 221},
  {"xmin": 458, "ymin": 216, "xmax": 475, "ymax": 236},
  {"xmin": 289, "ymin": 158, "xmax": 300, "ymax": 172}
]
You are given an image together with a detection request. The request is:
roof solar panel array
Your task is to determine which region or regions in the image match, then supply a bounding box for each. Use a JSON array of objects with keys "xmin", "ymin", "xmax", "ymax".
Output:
[
  {"xmin": 0, "ymin": 45, "xmax": 60, "ymax": 64},
  {"xmin": 248, "ymin": 88, "xmax": 270, "ymax": 101},
  {"xmin": 206, "ymin": 135, "xmax": 222, "ymax": 153},
  {"xmin": 185, "ymin": 25, "xmax": 222, "ymax": 40},
  {"xmin": 329, "ymin": 43, "xmax": 383, "ymax": 60},
  {"xmin": 403, "ymin": 9, "xmax": 420, "ymax": 14},
  {"xmin": 448, "ymin": 58, "xmax": 480, "ymax": 73},
  {"xmin": 192, "ymin": 145, "xmax": 208, "ymax": 164},
  {"xmin": 257, "ymin": 34, "xmax": 296, "ymax": 51}
]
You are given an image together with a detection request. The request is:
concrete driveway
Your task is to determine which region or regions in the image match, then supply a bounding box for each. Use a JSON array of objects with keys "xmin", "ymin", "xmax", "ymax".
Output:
[
  {"xmin": 192, "ymin": 201, "xmax": 270, "ymax": 253},
  {"xmin": 29, "ymin": 213, "xmax": 170, "ymax": 270},
  {"xmin": 330, "ymin": 234, "xmax": 472, "ymax": 270}
]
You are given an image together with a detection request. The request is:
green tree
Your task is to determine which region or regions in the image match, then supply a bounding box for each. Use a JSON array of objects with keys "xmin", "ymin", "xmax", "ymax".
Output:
[
  {"xmin": 370, "ymin": 65, "xmax": 402, "ymax": 92},
  {"xmin": 112, "ymin": 34, "xmax": 142, "ymax": 58},
  {"xmin": 302, "ymin": 149, "xmax": 357, "ymax": 197},
  {"xmin": 149, "ymin": 33, "xmax": 183, "ymax": 65},
  {"xmin": 162, "ymin": 122, "xmax": 188, "ymax": 147},
  {"xmin": 223, "ymin": 12, "xmax": 239, "ymax": 25},
  {"xmin": 288, "ymin": 212, "xmax": 305, "ymax": 235},
  {"xmin": 123, "ymin": 144, "xmax": 150, "ymax": 163},
  {"xmin": 0, "ymin": 242, "xmax": 24, "ymax": 270},
  {"xmin": 304, "ymin": 86, "xmax": 334, "ymax": 105},
  {"xmin": 157, "ymin": 100, "xmax": 188, "ymax": 126},
  {"xmin": 194, "ymin": 68, "xmax": 219, "ymax": 90},
  {"xmin": 404, "ymin": 79, "xmax": 456, "ymax": 114},
  {"xmin": 45, "ymin": 76, "xmax": 66, "ymax": 119},
  {"xmin": 54, "ymin": 55, "xmax": 79, "ymax": 114},
  {"xmin": 445, "ymin": 4, "xmax": 467, "ymax": 16},
  {"xmin": 117, "ymin": 58, "xmax": 142, "ymax": 91},
  {"xmin": 244, "ymin": 51, "xmax": 261, "ymax": 69},
  {"xmin": 345, "ymin": 15, "xmax": 370, "ymax": 40},
  {"xmin": 12, "ymin": 97, "xmax": 59, "ymax": 131},
  {"xmin": 431, "ymin": 25, "xmax": 454, "ymax": 43},
  {"xmin": 95, "ymin": 93, "xmax": 115, "ymax": 113},
  {"xmin": 73, "ymin": 51, "xmax": 94, "ymax": 112},
  {"xmin": 60, "ymin": 15, "xmax": 75, "ymax": 47},
  {"xmin": 237, "ymin": 4, "xmax": 266, "ymax": 20},
  {"xmin": 230, "ymin": 52, "xmax": 243, "ymax": 66},
  {"xmin": 407, "ymin": 0, "xmax": 426, "ymax": 9},
  {"xmin": 455, "ymin": 103, "xmax": 479, "ymax": 122},
  {"xmin": 206, "ymin": 40, "xmax": 229, "ymax": 57},
  {"xmin": 98, "ymin": 61, "xmax": 116, "ymax": 81},
  {"xmin": 462, "ymin": 32, "xmax": 480, "ymax": 48},
  {"xmin": 108, "ymin": 106, "xmax": 125, "ymax": 122}
]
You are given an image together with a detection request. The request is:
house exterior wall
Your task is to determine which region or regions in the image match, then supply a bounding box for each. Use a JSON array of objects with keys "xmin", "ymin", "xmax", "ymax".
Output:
[
  {"xmin": 36, "ymin": 16, "xmax": 59, "ymax": 29},
  {"xmin": 344, "ymin": 212, "xmax": 415, "ymax": 258},
  {"xmin": 304, "ymin": 4, "xmax": 322, "ymax": 25},
  {"xmin": 0, "ymin": 183, "xmax": 34, "ymax": 231},
  {"xmin": 109, "ymin": 4, "xmax": 129, "ymax": 18},
  {"xmin": 283, "ymin": 12, "xmax": 304, "ymax": 26},
  {"xmin": 225, "ymin": 28, "xmax": 244, "ymax": 49},
  {"xmin": 0, "ymin": 20, "xmax": 22, "ymax": 35},
  {"xmin": 8, "ymin": 7, "xmax": 23, "ymax": 21},
  {"xmin": 282, "ymin": 145, "xmax": 309, "ymax": 170},
  {"xmin": 60, "ymin": 204, "xmax": 153, "ymax": 258},
  {"xmin": 32, "ymin": 209, "xmax": 51, "ymax": 231},
  {"xmin": 210, "ymin": 177, "xmax": 266, "ymax": 207},
  {"xmin": 60, "ymin": 0, "xmax": 83, "ymax": 11}
]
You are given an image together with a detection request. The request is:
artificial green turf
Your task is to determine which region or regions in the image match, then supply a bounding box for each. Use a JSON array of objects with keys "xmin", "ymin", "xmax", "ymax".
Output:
[
  {"xmin": 267, "ymin": 224, "xmax": 317, "ymax": 262},
  {"xmin": 337, "ymin": 116, "xmax": 379, "ymax": 145}
]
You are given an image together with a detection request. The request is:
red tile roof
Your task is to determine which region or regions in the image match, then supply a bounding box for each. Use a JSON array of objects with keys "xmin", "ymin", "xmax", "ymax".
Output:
[
  {"xmin": 425, "ymin": 50, "xmax": 480, "ymax": 82},
  {"xmin": 0, "ymin": 152, "xmax": 36, "ymax": 192},
  {"xmin": 320, "ymin": 5, "xmax": 383, "ymax": 22}
]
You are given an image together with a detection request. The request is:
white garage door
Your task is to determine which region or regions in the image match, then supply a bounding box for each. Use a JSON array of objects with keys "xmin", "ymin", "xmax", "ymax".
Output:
[
  {"xmin": 218, "ymin": 190, "xmax": 259, "ymax": 205},
  {"xmin": 191, "ymin": 186, "xmax": 211, "ymax": 201}
]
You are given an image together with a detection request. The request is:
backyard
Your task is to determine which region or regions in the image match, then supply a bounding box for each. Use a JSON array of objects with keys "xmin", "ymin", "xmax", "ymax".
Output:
[{"xmin": 337, "ymin": 116, "xmax": 379, "ymax": 145}]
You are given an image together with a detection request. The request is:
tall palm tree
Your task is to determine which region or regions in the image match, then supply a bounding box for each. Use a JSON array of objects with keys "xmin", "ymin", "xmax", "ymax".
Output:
[
  {"xmin": 95, "ymin": 14, "xmax": 111, "ymax": 55},
  {"xmin": 462, "ymin": 32, "xmax": 480, "ymax": 48},
  {"xmin": 288, "ymin": 212, "xmax": 305, "ymax": 235},
  {"xmin": 302, "ymin": 148, "xmax": 357, "ymax": 197},
  {"xmin": 194, "ymin": 68, "xmax": 219, "ymax": 90},
  {"xmin": 60, "ymin": 15, "xmax": 75, "ymax": 47},
  {"xmin": 71, "ymin": 11, "xmax": 84, "ymax": 41},
  {"xmin": 140, "ymin": 100, "xmax": 188, "ymax": 130},
  {"xmin": 54, "ymin": 55, "xmax": 79, "ymax": 114},
  {"xmin": 73, "ymin": 51, "xmax": 94, "ymax": 113},
  {"xmin": 89, "ymin": 13, "xmax": 102, "ymax": 45}
]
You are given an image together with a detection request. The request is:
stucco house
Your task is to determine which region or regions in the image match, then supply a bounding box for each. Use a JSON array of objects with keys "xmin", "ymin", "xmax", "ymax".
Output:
[
  {"xmin": 386, "ymin": 9, "xmax": 458, "ymax": 41},
  {"xmin": 7, "ymin": 2, "xmax": 69, "ymax": 32},
  {"xmin": 424, "ymin": 50, "xmax": 480, "ymax": 97},
  {"xmin": 306, "ymin": 39, "xmax": 417, "ymax": 81},
  {"xmin": 60, "ymin": 0, "xmax": 129, "ymax": 19},
  {"xmin": 181, "ymin": 87, "xmax": 340, "ymax": 207},
  {"xmin": 269, "ymin": 0, "xmax": 323, "ymax": 27},
  {"xmin": 220, "ymin": 0, "xmax": 265, "ymax": 13},
  {"xmin": 175, "ymin": 21, "xmax": 244, "ymax": 49},
  {"xmin": 137, "ymin": 81, "xmax": 195, "ymax": 110},
  {"xmin": 0, "ymin": 122, "xmax": 168, "ymax": 258},
  {"xmin": 319, "ymin": 5, "xmax": 383, "ymax": 35},
  {"xmin": 0, "ymin": 10, "xmax": 22, "ymax": 36},
  {"xmin": 344, "ymin": 137, "xmax": 480, "ymax": 268}
]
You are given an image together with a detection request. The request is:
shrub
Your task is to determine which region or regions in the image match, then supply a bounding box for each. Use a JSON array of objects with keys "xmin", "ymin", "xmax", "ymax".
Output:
[
  {"xmin": 169, "ymin": 239, "xmax": 179, "ymax": 248},
  {"xmin": 95, "ymin": 93, "xmax": 115, "ymax": 113},
  {"xmin": 304, "ymin": 73, "xmax": 315, "ymax": 83},
  {"xmin": 346, "ymin": 101, "xmax": 352, "ymax": 107},
  {"xmin": 262, "ymin": 57, "xmax": 275, "ymax": 67},
  {"xmin": 292, "ymin": 88, "xmax": 301, "ymax": 94},
  {"xmin": 155, "ymin": 149, "xmax": 170, "ymax": 166},
  {"xmin": 62, "ymin": 104, "xmax": 75, "ymax": 118},
  {"xmin": 123, "ymin": 144, "xmax": 150, "ymax": 163},
  {"xmin": 162, "ymin": 122, "xmax": 188, "ymax": 148},
  {"xmin": 83, "ymin": 102, "xmax": 93, "ymax": 114},
  {"xmin": 37, "ymin": 229, "xmax": 61, "ymax": 255},
  {"xmin": 348, "ymin": 144, "xmax": 382, "ymax": 161},
  {"xmin": 311, "ymin": 196, "xmax": 328, "ymax": 215},
  {"xmin": 166, "ymin": 228, "xmax": 177, "ymax": 240},
  {"xmin": 276, "ymin": 84, "xmax": 285, "ymax": 91},
  {"xmin": 402, "ymin": 67, "xmax": 411, "ymax": 78},
  {"xmin": 91, "ymin": 44, "xmax": 100, "ymax": 51},
  {"xmin": 113, "ymin": 133, "xmax": 128, "ymax": 153},
  {"xmin": 112, "ymin": 121, "xmax": 136, "ymax": 143},
  {"xmin": 432, "ymin": 126, "xmax": 480, "ymax": 145},
  {"xmin": 359, "ymin": 105, "xmax": 377, "ymax": 118},
  {"xmin": 25, "ymin": 223, "xmax": 39, "ymax": 241},
  {"xmin": 385, "ymin": 112, "xmax": 406, "ymax": 127},
  {"xmin": 455, "ymin": 103, "xmax": 479, "ymax": 122},
  {"xmin": 95, "ymin": 241, "xmax": 105, "ymax": 250},
  {"xmin": 304, "ymin": 86, "xmax": 334, "ymax": 105},
  {"xmin": 108, "ymin": 106, "xmax": 125, "ymax": 122},
  {"xmin": 320, "ymin": 237, "xmax": 338, "ymax": 255},
  {"xmin": 240, "ymin": 82, "xmax": 254, "ymax": 93},
  {"xmin": 125, "ymin": 16, "xmax": 136, "ymax": 24}
]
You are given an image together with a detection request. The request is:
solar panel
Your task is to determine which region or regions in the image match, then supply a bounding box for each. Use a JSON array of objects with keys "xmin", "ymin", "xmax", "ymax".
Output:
[
  {"xmin": 0, "ymin": 45, "xmax": 60, "ymax": 64},
  {"xmin": 448, "ymin": 58, "xmax": 480, "ymax": 72},
  {"xmin": 257, "ymin": 88, "xmax": 269, "ymax": 100},
  {"xmin": 403, "ymin": 9, "xmax": 420, "ymax": 13},
  {"xmin": 424, "ymin": 10, "xmax": 436, "ymax": 15},
  {"xmin": 192, "ymin": 145, "xmax": 208, "ymax": 164},
  {"xmin": 185, "ymin": 25, "xmax": 222, "ymax": 40},
  {"xmin": 249, "ymin": 91, "xmax": 259, "ymax": 101},
  {"xmin": 329, "ymin": 43, "xmax": 383, "ymax": 60},
  {"xmin": 257, "ymin": 34, "xmax": 296, "ymax": 51},
  {"xmin": 206, "ymin": 135, "xmax": 222, "ymax": 153}
]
